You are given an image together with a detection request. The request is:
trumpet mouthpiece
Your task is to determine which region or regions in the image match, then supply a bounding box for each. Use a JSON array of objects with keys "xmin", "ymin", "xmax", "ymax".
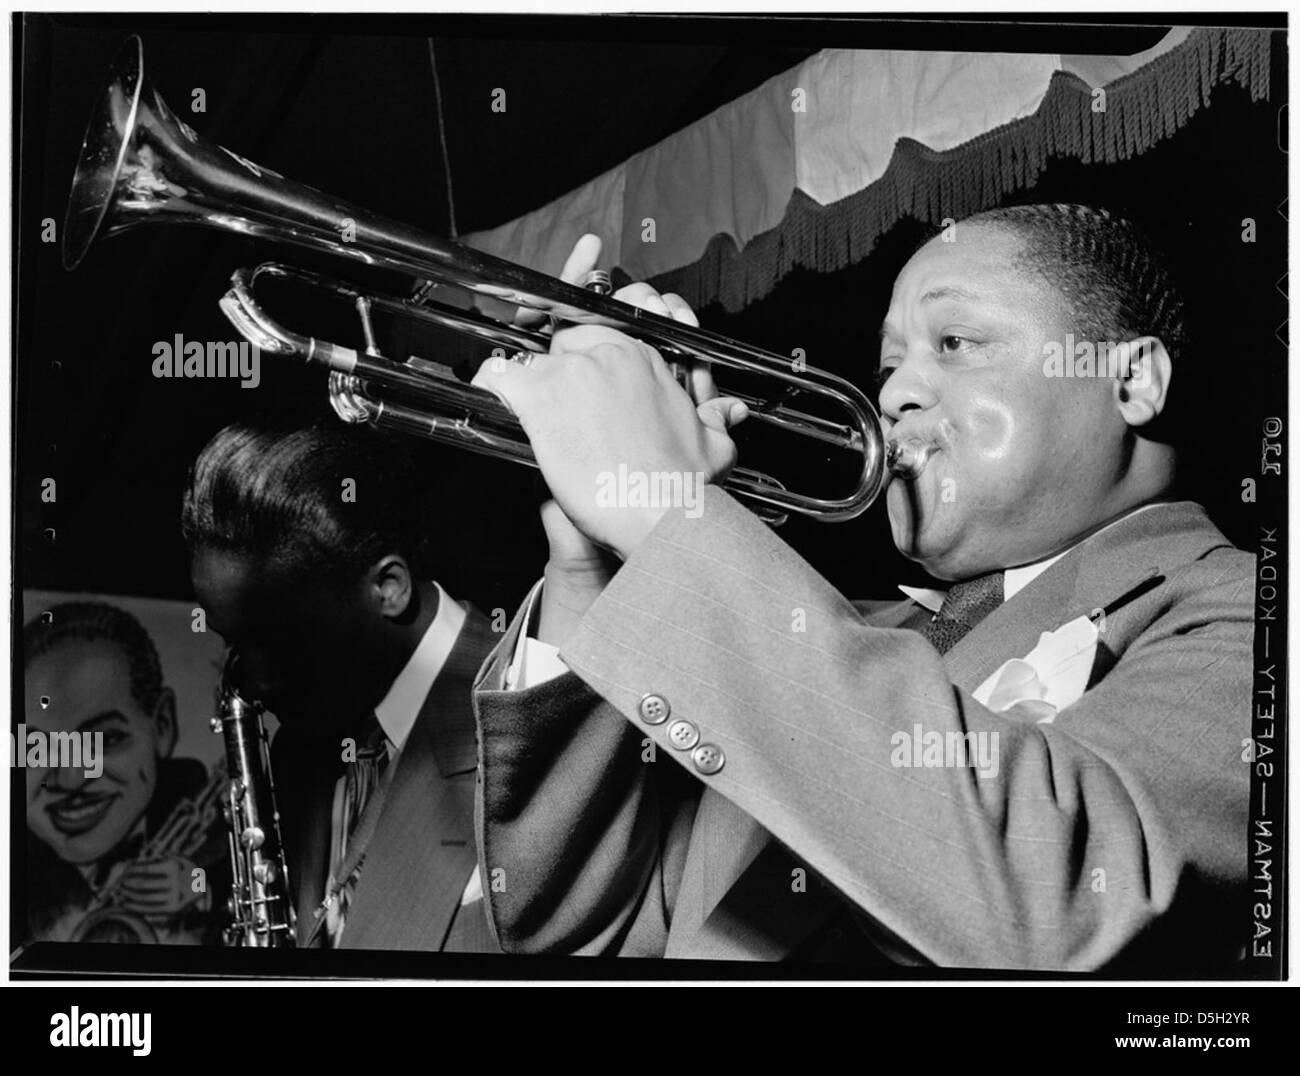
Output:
[{"xmin": 885, "ymin": 438, "xmax": 932, "ymax": 479}]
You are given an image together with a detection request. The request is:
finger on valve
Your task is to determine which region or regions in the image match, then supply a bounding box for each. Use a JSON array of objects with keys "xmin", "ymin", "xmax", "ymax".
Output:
[
  {"xmin": 613, "ymin": 281, "xmax": 671, "ymax": 317},
  {"xmin": 511, "ymin": 233, "xmax": 604, "ymax": 329}
]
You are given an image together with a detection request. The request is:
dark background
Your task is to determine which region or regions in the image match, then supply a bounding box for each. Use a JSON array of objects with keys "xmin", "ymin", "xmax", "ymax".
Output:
[{"xmin": 13, "ymin": 12, "xmax": 1287, "ymax": 620}]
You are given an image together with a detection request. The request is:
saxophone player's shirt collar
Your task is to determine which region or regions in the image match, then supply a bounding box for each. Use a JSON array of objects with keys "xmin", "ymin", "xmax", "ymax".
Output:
[{"xmin": 373, "ymin": 580, "xmax": 467, "ymax": 754}]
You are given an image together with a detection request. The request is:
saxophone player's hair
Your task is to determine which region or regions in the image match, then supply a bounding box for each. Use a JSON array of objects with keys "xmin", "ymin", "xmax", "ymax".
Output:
[{"xmin": 180, "ymin": 419, "xmax": 439, "ymax": 583}]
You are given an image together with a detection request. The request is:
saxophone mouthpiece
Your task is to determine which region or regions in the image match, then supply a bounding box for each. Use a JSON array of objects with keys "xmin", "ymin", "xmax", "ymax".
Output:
[{"xmin": 885, "ymin": 438, "xmax": 933, "ymax": 480}]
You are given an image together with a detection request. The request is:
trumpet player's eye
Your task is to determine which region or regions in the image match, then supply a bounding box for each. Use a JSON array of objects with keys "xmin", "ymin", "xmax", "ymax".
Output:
[
  {"xmin": 874, "ymin": 365, "xmax": 898, "ymax": 391},
  {"xmin": 939, "ymin": 334, "xmax": 979, "ymax": 354}
]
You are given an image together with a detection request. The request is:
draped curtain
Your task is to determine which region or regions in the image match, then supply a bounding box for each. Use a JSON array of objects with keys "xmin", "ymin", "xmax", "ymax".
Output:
[{"xmin": 465, "ymin": 27, "xmax": 1272, "ymax": 311}]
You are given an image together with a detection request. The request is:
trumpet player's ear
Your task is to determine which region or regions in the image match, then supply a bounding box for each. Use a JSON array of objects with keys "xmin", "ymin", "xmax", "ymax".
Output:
[
  {"xmin": 1113, "ymin": 335, "xmax": 1172, "ymax": 428},
  {"xmin": 152, "ymin": 687, "xmax": 178, "ymax": 758},
  {"xmin": 369, "ymin": 554, "xmax": 414, "ymax": 619}
]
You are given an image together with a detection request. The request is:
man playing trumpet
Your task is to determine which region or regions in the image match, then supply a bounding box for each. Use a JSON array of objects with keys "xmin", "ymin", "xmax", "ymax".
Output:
[{"xmin": 470, "ymin": 205, "xmax": 1253, "ymax": 970}]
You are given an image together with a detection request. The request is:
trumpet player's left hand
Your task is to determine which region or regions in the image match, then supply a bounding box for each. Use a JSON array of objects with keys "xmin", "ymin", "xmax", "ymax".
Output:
[
  {"xmin": 513, "ymin": 233, "xmax": 723, "ymax": 403},
  {"xmin": 473, "ymin": 318, "xmax": 749, "ymax": 560}
]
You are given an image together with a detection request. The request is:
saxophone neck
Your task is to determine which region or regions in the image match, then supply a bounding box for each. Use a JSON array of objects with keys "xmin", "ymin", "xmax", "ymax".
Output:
[{"xmin": 216, "ymin": 650, "xmax": 265, "ymax": 721}]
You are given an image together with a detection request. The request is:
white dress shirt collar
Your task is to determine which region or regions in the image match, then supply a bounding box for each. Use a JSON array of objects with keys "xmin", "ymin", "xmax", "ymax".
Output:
[
  {"xmin": 373, "ymin": 581, "xmax": 467, "ymax": 752},
  {"xmin": 898, "ymin": 503, "xmax": 1162, "ymax": 613}
]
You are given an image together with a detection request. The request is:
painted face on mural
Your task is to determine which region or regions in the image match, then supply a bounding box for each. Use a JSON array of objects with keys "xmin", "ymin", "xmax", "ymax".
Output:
[{"xmin": 25, "ymin": 639, "xmax": 176, "ymax": 865}]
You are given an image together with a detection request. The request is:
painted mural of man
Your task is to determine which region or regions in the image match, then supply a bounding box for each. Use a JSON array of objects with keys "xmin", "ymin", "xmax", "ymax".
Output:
[{"xmin": 21, "ymin": 601, "xmax": 229, "ymax": 945}]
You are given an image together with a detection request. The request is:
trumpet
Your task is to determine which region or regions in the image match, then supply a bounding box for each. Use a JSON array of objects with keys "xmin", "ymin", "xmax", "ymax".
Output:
[{"xmin": 64, "ymin": 36, "xmax": 931, "ymax": 522}]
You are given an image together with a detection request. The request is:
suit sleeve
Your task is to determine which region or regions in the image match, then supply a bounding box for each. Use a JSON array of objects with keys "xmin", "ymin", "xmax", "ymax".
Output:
[
  {"xmin": 473, "ymin": 603, "xmax": 698, "ymax": 956},
  {"xmin": 556, "ymin": 486, "xmax": 1253, "ymax": 970}
]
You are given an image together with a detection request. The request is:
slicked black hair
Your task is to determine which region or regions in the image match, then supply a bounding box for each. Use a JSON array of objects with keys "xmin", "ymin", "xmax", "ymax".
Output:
[
  {"xmin": 958, "ymin": 203, "xmax": 1187, "ymax": 365},
  {"xmin": 180, "ymin": 420, "xmax": 438, "ymax": 583},
  {"xmin": 23, "ymin": 601, "xmax": 164, "ymax": 714}
]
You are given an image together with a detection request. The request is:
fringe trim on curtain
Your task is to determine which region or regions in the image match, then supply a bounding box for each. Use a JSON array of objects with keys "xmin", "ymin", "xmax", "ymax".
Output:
[{"xmin": 650, "ymin": 26, "xmax": 1274, "ymax": 313}]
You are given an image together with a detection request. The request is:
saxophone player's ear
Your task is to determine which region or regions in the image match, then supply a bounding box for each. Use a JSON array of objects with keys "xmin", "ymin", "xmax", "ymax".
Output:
[
  {"xmin": 370, "ymin": 554, "xmax": 415, "ymax": 620},
  {"xmin": 153, "ymin": 686, "xmax": 178, "ymax": 757}
]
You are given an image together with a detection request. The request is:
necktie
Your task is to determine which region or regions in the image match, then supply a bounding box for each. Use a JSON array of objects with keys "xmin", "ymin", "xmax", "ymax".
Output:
[
  {"xmin": 321, "ymin": 715, "xmax": 391, "ymax": 946},
  {"xmin": 919, "ymin": 571, "xmax": 1005, "ymax": 655}
]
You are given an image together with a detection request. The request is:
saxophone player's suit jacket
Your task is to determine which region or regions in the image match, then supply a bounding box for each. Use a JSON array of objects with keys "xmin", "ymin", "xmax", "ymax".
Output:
[
  {"xmin": 273, "ymin": 606, "xmax": 499, "ymax": 952},
  {"xmin": 473, "ymin": 490, "xmax": 1254, "ymax": 970}
]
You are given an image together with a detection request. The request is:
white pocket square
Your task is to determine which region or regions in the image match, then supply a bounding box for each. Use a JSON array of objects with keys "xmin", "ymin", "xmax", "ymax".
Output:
[
  {"xmin": 460, "ymin": 864, "xmax": 483, "ymax": 907},
  {"xmin": 973, "ymin": 614, "xmax": 1100, "ymax": 723}
]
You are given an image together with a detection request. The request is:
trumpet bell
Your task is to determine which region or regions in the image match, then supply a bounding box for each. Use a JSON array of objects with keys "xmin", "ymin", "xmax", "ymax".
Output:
[{"xmin": 63, "ymin": 36, "xmax": 146, "ymax": 271}]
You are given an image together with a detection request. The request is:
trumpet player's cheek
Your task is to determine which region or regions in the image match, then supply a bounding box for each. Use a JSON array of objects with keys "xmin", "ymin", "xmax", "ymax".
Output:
[
  {"xmin": 885, "ymin": 394, "xmax": 1015, "ymax": 559},
  {"xmin": 961, "ymin": 394, "xmax": 1019, "ymax": 471}
]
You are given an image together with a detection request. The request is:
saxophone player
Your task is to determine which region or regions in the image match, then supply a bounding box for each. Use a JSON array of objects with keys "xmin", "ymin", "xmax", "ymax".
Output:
[{"xmin": 181, "ymin": 419, "xmax": 499, "ymax": 952}]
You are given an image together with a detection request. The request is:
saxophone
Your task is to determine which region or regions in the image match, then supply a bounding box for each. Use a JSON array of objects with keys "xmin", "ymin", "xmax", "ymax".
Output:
[{"xmin": 211, "ymin": 651, "xmax": 297, "ymax": 947}]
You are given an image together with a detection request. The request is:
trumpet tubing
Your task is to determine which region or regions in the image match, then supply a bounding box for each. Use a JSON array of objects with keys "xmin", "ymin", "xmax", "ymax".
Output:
[{"xmin": 65, "ymin": 36, "xmax": 929, "ymax": 523}]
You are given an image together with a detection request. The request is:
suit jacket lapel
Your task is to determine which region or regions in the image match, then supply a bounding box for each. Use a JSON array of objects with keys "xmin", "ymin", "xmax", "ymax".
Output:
[
  {"xmin": 289, "ymin": 773, "xmax": 336, "ymax": 945},
  {"xmin": 938, "ymin": 504, "xmax": 1202, "ymax": 693},
  {"xmin": 851, "ymin": 598, "xmax": 919, "ymax": 629},
  {"xmin": 269, "ymin": 729, "xmax": 340, "ymax": 947},
  {"xmin": 339, "ymin": 738, "xmax": 476, "ymax": 950},
  {"xmin": 340, "ymin": 606, "xmax": 497, "ymax": 951},
  {"xmin": 942, "ymin": 555, "xmax": 1086, "ymax": 694},
  {"xmin": 426, "ymin": 606, "xmax": 496, "ymax": 777}
]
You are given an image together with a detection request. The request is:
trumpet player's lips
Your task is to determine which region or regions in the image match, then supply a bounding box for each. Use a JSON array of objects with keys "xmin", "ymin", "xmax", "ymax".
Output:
[
  {"xmin": 46, "ymin": 791, "xmax": 117, "ymax": 836},
  {"xmin": 886, "ymin": 434, "xmax": 940, "ymax": 480}
]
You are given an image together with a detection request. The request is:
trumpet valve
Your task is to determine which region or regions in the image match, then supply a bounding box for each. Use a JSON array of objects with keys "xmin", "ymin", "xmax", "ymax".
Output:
[{"xmin": 578, "ymin": 269, "xmax": 613, "ymax": 295}]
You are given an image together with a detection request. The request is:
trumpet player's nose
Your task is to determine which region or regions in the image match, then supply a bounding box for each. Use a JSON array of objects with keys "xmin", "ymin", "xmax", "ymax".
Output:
[{"xmin": 876, "ymin": 359, "xmax": 937, "ymax": 423}]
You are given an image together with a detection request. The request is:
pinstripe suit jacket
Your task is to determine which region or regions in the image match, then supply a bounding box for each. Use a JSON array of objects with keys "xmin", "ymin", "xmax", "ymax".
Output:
[
  {"xmin": 274, "ymin": 605, "xmax": 499, "ymax": 952},
  {"xmin": 473, "ymin": 491, "xmax": 1254, "ymax": 970}
]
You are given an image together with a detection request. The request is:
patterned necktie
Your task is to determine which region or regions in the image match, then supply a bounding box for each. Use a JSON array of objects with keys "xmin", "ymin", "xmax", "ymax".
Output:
[
  {"xmin": 322, "ymin": 714, "xmax": 391, "ymax": 946},
  {"xmin": 919, "ymin": 571, "xmax": 1005, "ymax": 654}
]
